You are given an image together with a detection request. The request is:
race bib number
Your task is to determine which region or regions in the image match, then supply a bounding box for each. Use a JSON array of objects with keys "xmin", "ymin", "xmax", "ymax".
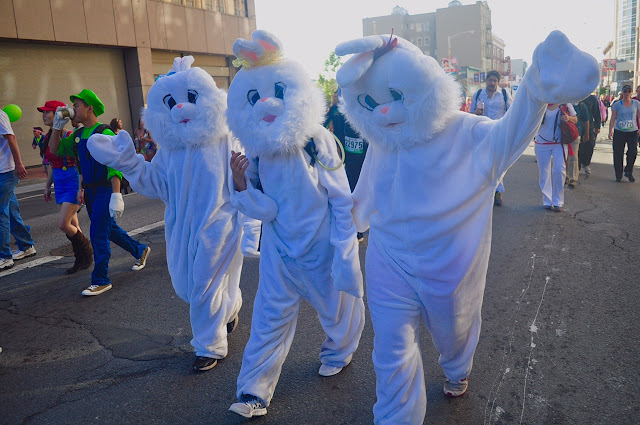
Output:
[
  {"xmin": 344, "ymin": 136, "xmax": 364, "ymax": 154},
  {"xmin": 619, "ymin": 120, "xmax": 634, "ymax": 131}
]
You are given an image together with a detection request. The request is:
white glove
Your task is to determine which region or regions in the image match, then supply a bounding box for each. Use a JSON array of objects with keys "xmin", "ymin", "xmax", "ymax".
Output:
[
  {"xmin": 109, "ymin": 193, "xmax": 124, "ymax": 218},
  {"xmin": 53, "ymin": 106, "xmax": 70, "ymax": 131},
  {"xmin": 88, "ymin": 130, "xmax": 136, "ymax": 169}
]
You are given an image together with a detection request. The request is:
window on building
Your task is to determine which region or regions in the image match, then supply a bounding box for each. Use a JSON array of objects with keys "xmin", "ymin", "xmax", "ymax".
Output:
[
  {"xmin": 234, "ymin": 0, "xmax": 247, "ymax": 16},
  {"xmin": 424, "ymin": 37, "xmax": 430, "ymax": 46},
  {"xmin": 423, "ymin": 23, "xmax": 429, "ymax": 32},
  {"xmin": 417, "ymin": 37, "xmax": 422, "ymax": 46},
  {"xmin": 409, "ymin": 23, "xmax": 415, "ymax": 30},
  {"xmin": 204, "ymin": 0, "xmax": 214, "ymax": 10},
  {"xmin": 184, "ymin": 0, "xmax": 194, "ymax": 6},
  {"xmin": 217, "ymin": 0, "xmax": 226, "ymax": 13}
]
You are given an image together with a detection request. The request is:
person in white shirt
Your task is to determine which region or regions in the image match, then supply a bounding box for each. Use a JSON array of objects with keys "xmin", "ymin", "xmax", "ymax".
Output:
[
  {"xmin": 470, "ymin": 70, "xmax": 513, "ymax": 206},
  {"xmin": 533, "ymin": 103, "xmax": 578, "ymax": 212},
  {"xmin": 0, "ymin": 110, "xmax": 36, "ymax": 270}
]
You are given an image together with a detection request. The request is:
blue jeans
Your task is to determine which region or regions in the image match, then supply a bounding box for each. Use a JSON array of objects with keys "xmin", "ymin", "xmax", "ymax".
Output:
[{"xmin": 0, "ymin": 171, "xmax": 34, "ymax": 259}]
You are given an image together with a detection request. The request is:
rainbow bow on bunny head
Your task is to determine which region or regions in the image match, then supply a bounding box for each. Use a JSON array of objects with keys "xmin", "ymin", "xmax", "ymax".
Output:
[{"xmin": 232, "ymin": 30, "xmax": 284, "ymax": 70}]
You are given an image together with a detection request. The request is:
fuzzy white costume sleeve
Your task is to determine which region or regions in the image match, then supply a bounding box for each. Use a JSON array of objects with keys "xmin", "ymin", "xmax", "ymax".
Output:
[
  {"xmin": 313, "ymin": 126, "xmax": 363, "ymax": 298},
  {"xmin": 88, "ymin": 130, "xmax": 169, "ymax": 202}
]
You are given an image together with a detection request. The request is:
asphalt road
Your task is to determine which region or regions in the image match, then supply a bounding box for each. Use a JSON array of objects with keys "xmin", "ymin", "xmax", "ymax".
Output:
[{"xmin": 1, "ymin": 137, "xmax": 639, "ymax": 425}]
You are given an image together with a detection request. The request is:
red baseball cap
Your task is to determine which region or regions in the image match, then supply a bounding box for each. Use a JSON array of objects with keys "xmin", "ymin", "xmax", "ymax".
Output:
[{"xmin": 37, "ymin": 100, "xmax": 66, "ymax": 112}]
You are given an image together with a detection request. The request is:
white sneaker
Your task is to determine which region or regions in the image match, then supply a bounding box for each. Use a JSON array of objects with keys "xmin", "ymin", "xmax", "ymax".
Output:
[
  {"xmin": 318, "ymin": 364, "xmax": 343, "ymax": 377},
  {"xmin": 443, "ymin": 377, "xmax": 469, "ymax": 397},
  {"xmin": 12, "ymin": 246, "xmax": 36, "ymax": 260},
  {"xmin": 584, "ymin": 165, "xmax": 591, "ymax": 175},
  {"xmin": 229, "ymin": 396, "xmax": 267, "ymax": 418},
  {"xmin": 131, "ymin": 246, "xmax": 150, "ymax": 271},
  {"xmin": 0, "ymin": 258, "xmax": 14, "ymax": 270}
]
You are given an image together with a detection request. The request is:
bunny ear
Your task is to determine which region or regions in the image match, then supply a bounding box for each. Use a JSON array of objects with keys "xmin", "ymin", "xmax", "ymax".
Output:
[
  {"xmin": 170, "ymin": 55, "xmax": 195, "ymax": 73},
  {"xmin": 232, "ymin": 30, "xmax": 284, "ymax": 69},
  {"xmin": 336, "ymin": 51, "xmax": 375, "ymax": 88},
  {"xmin": 335, "ymin": 35, "xmax": 386, "ymax": 56}
]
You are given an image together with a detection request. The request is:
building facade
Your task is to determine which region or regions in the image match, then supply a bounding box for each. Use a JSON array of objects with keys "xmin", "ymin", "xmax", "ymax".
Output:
[
  {"xmin": 363, "ymin": 1, "xmax": 505, "ymax": 96},
  {"xmin": 614, "ymin": 0, "xmax": 637, "ymax": 92},
  {"xmin": 0, "ymin": 0, "xmax": 256, "ymax": 167}
]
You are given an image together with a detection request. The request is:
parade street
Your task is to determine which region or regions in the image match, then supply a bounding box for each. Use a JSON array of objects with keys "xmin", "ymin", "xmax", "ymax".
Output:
[{"xmin": 1, "ymin": 137, "xmax": 639, "ymax": 425}]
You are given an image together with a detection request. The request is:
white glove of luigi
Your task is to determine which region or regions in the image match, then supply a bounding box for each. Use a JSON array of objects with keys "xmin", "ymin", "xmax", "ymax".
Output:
[
  {"xmin": 109, "ymin": 193, "xmax": 124, "ymax": 218},
  {"xmin": 53, "ymin": 106, "xmax": 70, "ymax": 131}
]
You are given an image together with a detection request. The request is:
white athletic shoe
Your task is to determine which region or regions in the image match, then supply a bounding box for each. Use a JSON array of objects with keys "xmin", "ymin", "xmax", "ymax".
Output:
[
  {"xmin": 12, "ymin": 246, "xmax": 36, "ymax": 260},
  {"xmin": 444, "ymin": 377, "xmax": 469, "ymax": 397},
  {"xmin": 229, "ymin": 396, "xmax": 267, "ymax": 418},
  {"xmin": 0, "ymin": 258, "xmax": 14, "ymax": 270},
  {"xmin": 318, "ymin": 364, "xmax": 343, "ymax": 377}
]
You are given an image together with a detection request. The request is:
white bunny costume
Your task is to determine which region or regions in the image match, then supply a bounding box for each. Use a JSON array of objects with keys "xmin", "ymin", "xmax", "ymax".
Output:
[
  {"xmin": 88, "ymin": 56, "xmax": 255, "ymax": 363},
  {"xmin": 336, "ymin": 32, "xmax": 599, "ymax": 424},
  {"xmin": 227, "ymin": 31, "xmax": 365, "ymax": 412}
]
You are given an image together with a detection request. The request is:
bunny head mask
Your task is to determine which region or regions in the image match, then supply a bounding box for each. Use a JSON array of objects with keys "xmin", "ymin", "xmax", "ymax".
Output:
[
  {"xmin": 336, "ymin": 35, "xmax": 461, "ymax": 151},
  {"xmin": 227, "ymin": 30, "xmax": 326, "ymax": 158},
  {"xmin": 143, "ymin": 56, "xmax": 228, "ymax": 151}
]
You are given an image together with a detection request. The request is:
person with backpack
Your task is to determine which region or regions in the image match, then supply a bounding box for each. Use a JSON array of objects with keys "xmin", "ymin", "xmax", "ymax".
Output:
[
  {"xmin": 47, "ymin": 89, "xmax": 150, "ymax": 296},
  {"xmin": 579, "ymin": 94, "xmax": 602, "ymax": 175},
  {"xmin": 533, "ymin": 103, "xmax": 577, "ymax": 212},
  {"xmin": 469, "ymin": 70, "xmax": 512, "ymax": 206},
  {"xmin": 36, "ymin": 99, "xmax": 92, "ymax": 274},
  {"xmin": 568, "ymin": 100, "xmax": 590, "ymax": 188}
]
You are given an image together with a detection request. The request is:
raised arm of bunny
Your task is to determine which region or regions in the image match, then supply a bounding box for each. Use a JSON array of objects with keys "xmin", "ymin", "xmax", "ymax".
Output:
[
  {"xmin": 350, "ymin": 143, "xmax": 376, "ymax": 233},
  {"xmin": 314, "ymin": 127, "xmax": 363, "ymax": 298},
  {"xmin": 88, "ymin": 130, "xmax": 169, "ymax": 202},
  {"xmin": 470, "ymin": 31, "xmax": 599, "ymax": 179}
]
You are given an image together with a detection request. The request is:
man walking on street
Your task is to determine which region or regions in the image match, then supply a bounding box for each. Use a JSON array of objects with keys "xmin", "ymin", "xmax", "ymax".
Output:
[
  {"xmin": 579, "ymin": 94, "xmax": 602, "ymax": 175},
  {"xmin": 470, "ymin": 70, "xmax": 512, "ymax": 206},
  {"xmin": 0, "ymin": 110, "xmax": 36, "ymax": 270},
  {"xmin": 48, "ymin": 89, "xmax": 150, "ymax": 296}
]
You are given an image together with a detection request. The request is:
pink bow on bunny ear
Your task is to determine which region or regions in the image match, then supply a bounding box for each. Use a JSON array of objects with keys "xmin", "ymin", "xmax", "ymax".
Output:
[
  {"xmin": 170, "ymin": 56, "xmax": 195, "ymax": 73},
  {"xmin": 232, "ymin": 30, "xmax": 284, "ymax": 69}
]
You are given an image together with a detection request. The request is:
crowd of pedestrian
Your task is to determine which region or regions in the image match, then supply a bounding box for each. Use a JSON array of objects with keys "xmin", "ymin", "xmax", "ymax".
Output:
[{"xmin": 1, "ymin": 91, "xmax": 152, "ymax": 299}]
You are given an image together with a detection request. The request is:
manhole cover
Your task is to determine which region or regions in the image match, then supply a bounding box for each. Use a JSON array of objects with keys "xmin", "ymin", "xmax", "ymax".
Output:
[{"xmin": 51, "ymin": 244, "xmax": 74, "ymax": 257}]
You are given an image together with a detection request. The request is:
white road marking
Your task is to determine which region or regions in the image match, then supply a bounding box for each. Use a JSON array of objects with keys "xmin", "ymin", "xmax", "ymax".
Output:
[
  {"xmin": 0, "ymin": 221, "xmax": 164, "ymax": 280},
  {"xmin": 0, "ymin": 256, "xmax": 64, "ymax": 278}
]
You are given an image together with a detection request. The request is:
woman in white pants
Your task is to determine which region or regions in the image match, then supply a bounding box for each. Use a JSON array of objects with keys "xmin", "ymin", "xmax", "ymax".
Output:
[{"xmin": 534, "ymin": 103, "xmax": 577, "ymax": 212}]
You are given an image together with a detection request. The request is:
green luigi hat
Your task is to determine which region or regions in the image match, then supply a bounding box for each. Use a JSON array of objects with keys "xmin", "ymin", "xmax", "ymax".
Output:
[{"xmin": 70, "ymin": 89, "xmax": 105, "ymax": 117}]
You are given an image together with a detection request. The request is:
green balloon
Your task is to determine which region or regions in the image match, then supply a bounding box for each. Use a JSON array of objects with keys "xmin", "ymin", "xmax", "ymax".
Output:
[{"xmin": 3, "ymin": 104, "xmax": 22, "ymax": 122}]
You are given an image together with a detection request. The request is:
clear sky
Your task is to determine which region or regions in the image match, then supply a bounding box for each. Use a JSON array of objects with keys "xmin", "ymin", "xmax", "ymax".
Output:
[{"xmin": 255, "ymin": 0, "xmax": 615, "ymax": 77}]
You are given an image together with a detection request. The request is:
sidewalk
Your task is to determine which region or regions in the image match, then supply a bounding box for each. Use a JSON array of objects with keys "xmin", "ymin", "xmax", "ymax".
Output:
[{"xmin": 15, "ymin": 167, "xmax": 48, "ymax": 195}]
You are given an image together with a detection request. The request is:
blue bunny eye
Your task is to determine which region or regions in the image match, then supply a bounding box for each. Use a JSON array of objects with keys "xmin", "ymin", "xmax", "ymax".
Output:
[
  {"xmin": 274, "ymin": 82, "xmax": 287, "ymax": 99},
  {"xmin": 247, "ymin": 90, "xmax": 261, "ymax": 106},
  {"xmin": 390, "ymin": 88, "xmax": 403, "ymax": 102},
  {"xmin": 163, "ymin": 95, "xmax": 177, "ymax": 109},
  {"xmin": 357, "ymin": 94, "xmax": 379, "ymax": 111},
  {"xmin": 187, "ymin": 89, "xmax": 198, "ymax": 103}
]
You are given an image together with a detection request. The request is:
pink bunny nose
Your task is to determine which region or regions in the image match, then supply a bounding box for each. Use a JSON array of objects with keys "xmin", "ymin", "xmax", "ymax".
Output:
[
  {"xmin": 260, "ymin": 97, "xmax": 268, "ymax": 103},
  {"xmin": 176, "ymin": 103, "xmax": 183, "ymax": 109},
  {"xmin": 380, "ymin": 106, "xmax": 390, "ymax": 115}
]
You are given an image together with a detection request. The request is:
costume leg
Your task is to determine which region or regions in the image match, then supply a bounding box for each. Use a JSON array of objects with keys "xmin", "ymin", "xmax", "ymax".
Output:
[
  {"xmin": 236, "ymin": 246, "xmax": 302, "ymax": 405},
  {"xmin": 551, "ymin": 144, "xmax": 566, "ymax": 207},
  {"xmin": 108, "ymin": 209, "xmax": 146, "ymax": 259},
  {"xmin": 8, "ymin": 192, "xmax": 34, "ymax": 250},
  {"xmin": 297, "ymin": 253, "xmax": 365, "ymax": 369},
  {"xmin": 367, "ymin": 242, "xmax": 426, "ymax": 425},
  {"xmin": 87, "ymin": 190, "xmax": 112, "ymax": 286},
  {"xmin": 535, "ymin": 145, "xmax": 553, "ymax": 207},
  {"xmin": 190, "ymin": 242, "xmax": 243, "ymax": 358}
]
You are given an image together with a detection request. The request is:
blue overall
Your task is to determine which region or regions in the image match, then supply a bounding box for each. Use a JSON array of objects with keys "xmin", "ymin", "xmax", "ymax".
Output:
[{"xmin": 75, "ymin": 126, "xmax": 146, "ymax": 285}]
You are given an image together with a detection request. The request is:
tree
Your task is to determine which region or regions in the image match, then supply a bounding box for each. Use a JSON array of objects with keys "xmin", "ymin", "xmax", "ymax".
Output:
[{"xmin": 317, "ymin": 52, "xmax": 343, "ymax": 104}]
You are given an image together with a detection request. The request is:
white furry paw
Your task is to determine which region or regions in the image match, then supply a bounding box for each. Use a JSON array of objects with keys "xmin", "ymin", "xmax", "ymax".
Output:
[
  {"xmin": 88, "ymin": 130, "xmax": 135, "ymax": 167},
  {"xmin": 527, "ymin": 31, "xmax": 599, "ymax": 104}
]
